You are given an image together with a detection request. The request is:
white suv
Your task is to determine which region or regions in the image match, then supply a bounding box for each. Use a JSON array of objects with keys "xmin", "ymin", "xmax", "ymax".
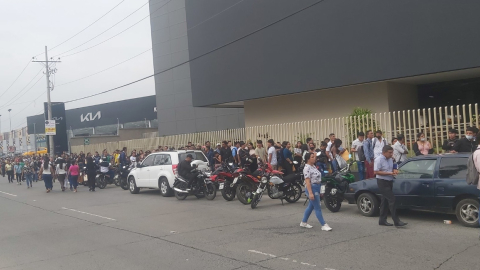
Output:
[{"xmin": 128, "ymin": 150, "xmax": 210, "ymax": 196}]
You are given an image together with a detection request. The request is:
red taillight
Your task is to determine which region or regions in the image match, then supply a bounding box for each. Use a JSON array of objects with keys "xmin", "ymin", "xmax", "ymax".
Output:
[{"xmin": 172, "ymin": 164, "xmax": 178, "ymax": 176}]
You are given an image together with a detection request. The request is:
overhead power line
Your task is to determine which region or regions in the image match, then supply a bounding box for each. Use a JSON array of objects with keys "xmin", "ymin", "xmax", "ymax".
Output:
[
  {"xmin": 57, "ymin": 0, "xmax": 247, "ymax": 87},
  {"xmin": 0, "ymin": 67, "xmax": 43, "ymax": 109},
  {"xmin": 56, "ymin": 0, "xmax": 172, "ymax": 58},
  {"xmin": 0, "ymin": 60, "xmax": 31, "ymax": 99},
  {"xmin": 56, "ymin": 48, "xmax": 152, "ymax": 87},
  {"xmin": 65, "ymin": 0, "xmax": 325, "ymax": 103},
  {"xmin": 34, "ymin": 0, "xmax": 126, "ymax": 57},
  {"xmin": 0, "ymin": 73, "xmax": 44, "ymax": 111}
]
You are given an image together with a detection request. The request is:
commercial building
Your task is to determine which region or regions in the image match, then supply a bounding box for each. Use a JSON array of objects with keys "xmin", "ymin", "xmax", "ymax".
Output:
[
  {"xmin": 151, "ymin": 0, "xmax": 480, "ymax": 129},
  {"xmin": 148, "ymin": 0, "xmax": 244, "ymax": 136}
]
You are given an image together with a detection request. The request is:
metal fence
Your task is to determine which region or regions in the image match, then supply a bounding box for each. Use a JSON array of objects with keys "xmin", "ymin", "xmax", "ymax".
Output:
[{"xmin": 71, "ymin": 103, "xmax": 479, "ymax": 155}]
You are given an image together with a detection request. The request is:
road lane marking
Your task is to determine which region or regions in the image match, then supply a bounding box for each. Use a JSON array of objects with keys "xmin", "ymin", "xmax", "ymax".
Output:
[
  {"xmin": 61, "ymin": 207, "xmax": 116, "ymax": 221},
  {"xmin": 248, "ymin": 250, "xmax": 321, "ymax": 268},
  {"xmin": 0, "ymin": 191, "xmax": 17, "ymax": 197}
]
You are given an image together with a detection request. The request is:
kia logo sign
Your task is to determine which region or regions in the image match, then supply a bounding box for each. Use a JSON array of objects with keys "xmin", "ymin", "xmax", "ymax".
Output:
[{"xmin": 80, "ymin": 111, "xmax": 101, "ymax": 122}]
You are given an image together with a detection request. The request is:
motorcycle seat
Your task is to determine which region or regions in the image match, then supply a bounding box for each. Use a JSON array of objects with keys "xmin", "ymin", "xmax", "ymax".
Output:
[{"xmin": 176, "ymin": 175, "xmax": 190, "ymax": 182}]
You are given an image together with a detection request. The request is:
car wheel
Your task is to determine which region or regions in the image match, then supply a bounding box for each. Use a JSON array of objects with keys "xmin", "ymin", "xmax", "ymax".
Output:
[
  {"xmin": 455, "ymin": 198, "xmax": 479, "ymax": 227},
  {"xmin": 159, "ymin": 177, "xmax": 173, "ymax": 197},
  {"xmin": 357, "ymin": 193, "xmax": 379, "ymax": 217},
  {"xmin": 129, "ymin": 176, "xmax": 140, "ymax": 194}
]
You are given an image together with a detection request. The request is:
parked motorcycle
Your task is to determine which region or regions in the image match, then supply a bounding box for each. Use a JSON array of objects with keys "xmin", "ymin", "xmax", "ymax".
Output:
[
  {"xmin": 211, "ymin": 162, "xmax": 239, "ymax": 201},
  {"xmin": 173, "ymin": 165, "xmax": 217, "ymax": 200},
  {"xmin": 96, "ymin": 160, "xmax": 115, "ymax": 189},
  {"xmin": 235, "ymin": 166, "xmax": 263, "ymax": 205},
  {"xmin": 321, "ymin": 161, "xmax": 356, "ymax": 212},
  {"xmin": 250, "ymin": 164, "xmax": 302, "ymax": 209},
  {"xmin": 115, "ymin": 165, "xmax": 131, "ymax": 190}
]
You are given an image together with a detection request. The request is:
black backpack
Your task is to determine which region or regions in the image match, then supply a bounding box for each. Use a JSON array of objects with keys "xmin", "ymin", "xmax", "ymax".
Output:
[{"xmin": 357, "ymin": 145, "xmax": 366, "ymax": 162}]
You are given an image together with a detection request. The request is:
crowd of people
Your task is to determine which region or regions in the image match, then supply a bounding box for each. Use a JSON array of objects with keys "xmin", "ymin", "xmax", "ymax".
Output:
[{"xmin": 1, "ymin": 127, "xmax": 478, "ymax": 230}]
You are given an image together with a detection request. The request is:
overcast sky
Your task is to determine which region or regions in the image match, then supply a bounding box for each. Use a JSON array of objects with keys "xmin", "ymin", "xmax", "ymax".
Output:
[{"xmin": 0, "ymin": 0, "xmax": 154, "ymax": 133}]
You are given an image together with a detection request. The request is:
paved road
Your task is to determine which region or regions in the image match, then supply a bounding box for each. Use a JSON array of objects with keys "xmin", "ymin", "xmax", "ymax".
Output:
[{"xmin": 0, "ymin": 177, "xmax": 478, "ymax": 270}]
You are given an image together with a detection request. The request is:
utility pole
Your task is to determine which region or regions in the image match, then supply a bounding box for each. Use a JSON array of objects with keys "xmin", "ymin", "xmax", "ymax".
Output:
[
  {"xmin": 33, "ymin": 123, "xmax": 37, "ymax": 154},
  {"xmin": 33, "ymin": 46, "xmax": 61, "ymax": 156},
  {"xmin": 8, "ymin": 109, "xmax": 12, "ymax": 132}
]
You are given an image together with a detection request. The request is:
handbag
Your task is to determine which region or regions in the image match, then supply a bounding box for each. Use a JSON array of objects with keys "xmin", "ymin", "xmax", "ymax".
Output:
[{"xmin": 336, "ymin": 155, "xmax": 347, "ymax": 170}]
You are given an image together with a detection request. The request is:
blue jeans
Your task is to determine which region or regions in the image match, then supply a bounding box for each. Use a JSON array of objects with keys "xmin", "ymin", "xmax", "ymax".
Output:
[
  {"xmin": 302, "ymin": 184, "xmax": 326, "ymax": 226},
  {"xmin": 316, "ymin": 162, "xmax": 327, "ymax": 177},
  {"xmin": 357, "ymin": 161, "xmax": 365, "ymax": 181},
  {"xmin": 331, "ymin": 159, "xmax": 338, "ymax": 172},
  {"xmin": 25, "ymin": 174, "xmax": 33, "ymax": 186},
  {"xmin": 43, "ymin": 174, "xmax": 53, "ymax": 190},
  {"xmin": 69, "ymin": 175, "xmax": 78, "ymax": 188}
]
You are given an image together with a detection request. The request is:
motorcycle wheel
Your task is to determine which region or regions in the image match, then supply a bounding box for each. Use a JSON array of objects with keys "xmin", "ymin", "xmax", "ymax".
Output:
[
  {"xmin": 221, "ymin": 183, "xmax": 236, "ymax": 201},
  {"xmin": 205, "ymin": 183, "xmax": 216, "ymax": 200},
  {"xmin": 114, "ymin": 174, "xmax": 120, "ymax": 186},
  {"xmin": 236, "ymin": 182, "xmax": 254, "ymax": 205},
  {"xmin": 324, "ymin": 187, "xmax": 342, "ymax": 212},
  {"xmin": 174, "ymin": 182, "xmax": 188, "ymax": 200},
  {"xmin": 267, "ymin": 185, "xmax": 276, "ymax": 199},
  {"xmin": 284, "ymin": 183, "xmax": 302, "ymax": 203},
  {"xmin": 98, "ymin": 177, "xmax": 107, "ymax": 189},
  {"xmin": 251, "ymin": 192, "xmax": 262, "ymax": 209},
  {"xmin": 120, "ymin": 178, "xmax": 129, "ymax": 190}
]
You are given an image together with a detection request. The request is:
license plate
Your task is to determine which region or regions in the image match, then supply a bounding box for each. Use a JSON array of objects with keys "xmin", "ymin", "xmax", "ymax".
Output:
[
  {"xmin": 219, "ymin": 183, "xmax": 224, "ymax": 190},
  {"xmin": 320, "ymin": 185, "xmax": 325, "ymax": 194}
]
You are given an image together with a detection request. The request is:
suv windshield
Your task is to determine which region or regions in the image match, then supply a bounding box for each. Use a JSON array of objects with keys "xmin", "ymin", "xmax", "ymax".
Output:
[{"xmin": 178, "ymin": 152, "xmax": 207, "ymax": 162}]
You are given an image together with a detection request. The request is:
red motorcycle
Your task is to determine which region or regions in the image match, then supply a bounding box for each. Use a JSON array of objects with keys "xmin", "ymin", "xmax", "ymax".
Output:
[
  {"xmin": 210, "ymin": 162, "xmax": 239, "ymax": 201},
  {"xmin": 235, "ymin": 162, "xmax": 283, "ymax": 205}
]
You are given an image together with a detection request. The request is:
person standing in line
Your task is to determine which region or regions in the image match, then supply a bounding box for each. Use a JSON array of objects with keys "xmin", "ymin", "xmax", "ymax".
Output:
[
  {"xmin": 375, "ymin": 145, "xmax": 407, "ymax": 227},
  {"xmin": 1, "ymin": 159, "xmax": 5, "ymax": 178},
  {"xmin": 14, "ymin": 162, "xmax": 22, "ymax": 185},
  {"xmin": 373, "ymin": 130, "xmax": 388, "ymax": 159},
  {"xmin": 300, "ymin": 152, "xmax": 333, "ymax": 231},
  {"xmin": 393, "ymin": 134, "xmax": 409, "ymax": 165},
  {"xmin": 325, "ymin": 133, "xmax": 336, "ymax": 170},
  {"xmin": 442, "ymin": 129, "xmax": 458, "ymax": 153},
  {"xmin": 204, "ymin": 141, "xmax": 215, "ymax": 171},
  {"xmin": 220, "ymin": 141, "xmax": 233, "ymax": 163},
  {"xmin": 267, "ymin": 139, "xmax": 278, "ymax": 170},
  {"xmin": 282, "ymin": 141, "xmax": 294, "ymax": 175},
  {"xmin": 68, "ymin": 160, "xmax": 80, "ymax": 192},
  {"xmin": 454, "ymin": 127, "xmax": 479, "ymax": 153},
  {"xmin": 316, "ymin": 142, "xmax": 329, "ymax": 176},
  {"xmin": 351, "ymin": 132, "xmax": 365, "ymax": 180},
  {"xmin": 215, "ymin": 143, "xmax": 222, "ymax": 154},
  {"xmin": 294, "ymin": 141, "xmax": 303, "ymax": 164},
  {"xmin": 6, "ymin": 160, "xmax": 14, "ymax": 183},
  {"xmin": 413, "ymin": 132, "xmax": 433, "ymax": 156},
  {"xmin": 55, "ymin": 157, "xmax": 67, "ymax": 192},
  {"xmin": 39, "ymin": 156, "xmax": 54, "ymax": 193},
  {"xmin": 86, "ymin": 156, "xmax": 97, "ymax": 192},
  {"xmin": 363, "ymin": 130, "xmax": 375, "ymax": 179},
  {"xmin": 23, "ymin": 162, "xmax": 34, "ymax": 188},
  {"xmin": 255, "ymin": 140, "xmax": 267, "ymax": 164}
]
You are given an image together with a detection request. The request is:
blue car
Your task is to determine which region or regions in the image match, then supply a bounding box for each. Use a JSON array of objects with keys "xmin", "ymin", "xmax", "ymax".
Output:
[{"xmin": 345, "ymin": 154, "xmax": 480, "ymax": 227}]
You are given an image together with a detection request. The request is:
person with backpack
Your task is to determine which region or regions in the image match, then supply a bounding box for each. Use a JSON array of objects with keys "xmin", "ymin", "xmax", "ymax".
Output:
[
  {"xmin": 351, "ymin": 132, "xmax": 366, "ymax": 180},
  {"xmin": 373, "ymin": 130, "xmax": 388, "ymax": 159}
]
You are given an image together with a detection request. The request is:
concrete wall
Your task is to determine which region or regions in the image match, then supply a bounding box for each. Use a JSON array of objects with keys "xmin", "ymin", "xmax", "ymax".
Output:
[
  {"xmin": 186, "ymin": 0, "xmax": 480, "ymax": 107},
  {"xmin": 244, "ymin": 82, "xmax": 418, "ymax": 127},
  {"xmin": 70, "ymin": 128, "xmax": 158, "ymax": 147},
  {"xmin": 149, "ymin": 0, "xmax": 243, "ymax": 136}
]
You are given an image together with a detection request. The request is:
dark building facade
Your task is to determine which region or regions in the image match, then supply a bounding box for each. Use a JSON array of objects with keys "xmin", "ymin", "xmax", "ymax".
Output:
[
  {"xmin": 27, "ymin": 95, "xmax": 158, "ymax": 136},
  {"xmin": 176, "ymin": 0, "xmax": 480, "ymax": 127},
  {"xmin": 148, "ymin": 0, "xmax": 244, "ymax": 136}
]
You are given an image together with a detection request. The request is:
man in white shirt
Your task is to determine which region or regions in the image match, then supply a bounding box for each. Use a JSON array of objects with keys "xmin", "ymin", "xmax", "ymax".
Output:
[
  {"xmin": 373, "ymin": 130, "xmax": 388, "ymax": 159},
  {"xmin": 325, "ymin": 133, "xmax": 336, "ymax": 162},
  {"xmin": 267, "ymin": 139, "xmax": 278, "ymax": 170},
  {"xmin": 393, "ymin": 134, "xmax": 409, "ymax": 165},
  {"xmin": 351, "ymin": 132, "xmax": 365, "ymax": 180}
]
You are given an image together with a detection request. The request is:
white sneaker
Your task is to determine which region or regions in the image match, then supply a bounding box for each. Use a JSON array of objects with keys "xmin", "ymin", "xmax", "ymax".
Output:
[
  {"xmin": 321, "ymin": 224, "xmax": 332, "ymax": 231},
  {"xmin": 300, "ymin": 222, "xmax": 313, "ymax": 229}
]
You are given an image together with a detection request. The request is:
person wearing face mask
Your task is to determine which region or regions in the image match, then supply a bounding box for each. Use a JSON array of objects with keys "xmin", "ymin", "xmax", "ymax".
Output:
[
  {"xmin": 413, "ymin": 132, "xmax": 433, "ymax": 156},
  {"xmin": 442, "ymin": 129, "xmax": 459, "ymax": 153},
  {"xmin": 454, "ymin": 127, "xmax": 479, "ymax": 153}
]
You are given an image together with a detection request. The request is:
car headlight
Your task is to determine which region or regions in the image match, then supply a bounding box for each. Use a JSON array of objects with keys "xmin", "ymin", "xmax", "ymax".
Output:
[{"xmin": 261, "ymin": 177, "xmax": 268, "ymax": 184}]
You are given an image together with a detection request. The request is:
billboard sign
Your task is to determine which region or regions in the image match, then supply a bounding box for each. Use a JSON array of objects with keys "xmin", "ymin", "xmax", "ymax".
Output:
[{"xmin": 45, "ymin": 120, "xmax": 56, "ymax": 135}]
